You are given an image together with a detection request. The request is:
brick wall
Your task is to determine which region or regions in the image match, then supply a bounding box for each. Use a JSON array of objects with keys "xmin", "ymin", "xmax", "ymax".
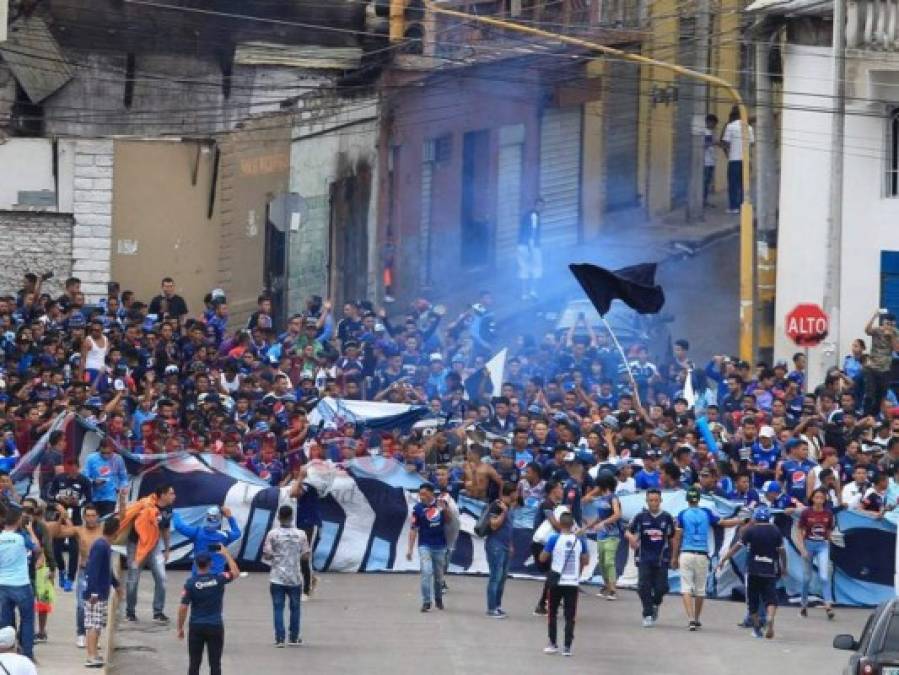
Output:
[
  {"xmin": 71, "ymin": 140, "xmax": 114, "ymax": 301},
  {"xmin": 0, "ymin": 212, "xmax": 74, "ymax": 296}
]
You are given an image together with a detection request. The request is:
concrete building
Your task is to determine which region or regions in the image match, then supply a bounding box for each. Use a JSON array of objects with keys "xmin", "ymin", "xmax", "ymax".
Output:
[{"xmin": 750, "ymin": 0, "xmax": 899, "ymax": 384}]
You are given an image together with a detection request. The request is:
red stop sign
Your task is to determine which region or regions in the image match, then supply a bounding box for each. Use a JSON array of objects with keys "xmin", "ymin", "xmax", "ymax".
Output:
[{"xmin": 785, "ymin": 304, "xmax": 829, "ymax": 347}]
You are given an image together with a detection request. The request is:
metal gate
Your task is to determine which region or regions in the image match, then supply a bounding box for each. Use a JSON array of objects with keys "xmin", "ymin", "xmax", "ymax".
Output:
[
  {"xmin": 604, "ymin": 59, "xmax": 641, "ymax": 211},
  {"xmin": 538, "ymin": 106, "xmax": 582, "ymax": 248},
  {"xmin": 496, "ymin": 124, "xmax": 524, "ymax": 259}
]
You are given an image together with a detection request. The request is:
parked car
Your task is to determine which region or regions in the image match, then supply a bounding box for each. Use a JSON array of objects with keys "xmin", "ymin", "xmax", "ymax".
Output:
[{"xmin": 834, "ymin": 598, "xmax": 899, "ymax": 675}]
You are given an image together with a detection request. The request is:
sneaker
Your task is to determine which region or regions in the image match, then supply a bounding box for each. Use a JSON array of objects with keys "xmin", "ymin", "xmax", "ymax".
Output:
[
  {"xmin": 765, "ymin": 622, "xmax": 775, "ymax": 639},
  {"xmin": 695, "ymin": 621, "xmax": 702, "ymax": 628},
  {"xmin": 33, "ymin": 633, "xmax": 47, "ymax": 643},
  {"xmin": 826, "ymin": 608, "xmax": 835, "ymax": 620},
  {"xmin": 274, "ymin": 640, "xmax": 285, "ymax": 648},
  {"xmin": 85, "ymin": 657, "xmax": 104, "ymax": 669},
  {"xmin": 543, "ymin": 644, "xmax": 559, "ymax": 654},
  {"xmin": 76, "ymin": 635, "xmax": 86, "ymax": 649},
  {"xmin": 596, "ymin": 588, "xmax": 608, "ymax": 598},
  {"xmin": 561, "ymin": 646, "xmax": 572, "ymax": 657},
  {"xmin": 496, "ymin": 608, "xmax": 507, "ymax": 617},
  {"xmin": 688, "ymin": 621, "xmax": 697, "ymax": 632},
  {"xmin": 421, "ymin": 603, "xmax": 431, "ymax": 613},
  {"xmin": 63, "ymin": 578, "xmax": 73, "ymax": 593},
  {"xmin": 487, "ymin": 610, "xmax": 506, "ymax": 619},
  {"xmin": 605, "ymin": 592, "xmax": 617, "ymax": 601},
  {"xmin": 435, "ymin": 598, "xmax": 444, "ymax": 611},
  {"xmin": 287, "ymin": 638, "xmax": 302, "ymax": 647},
  {"xmin": 126, "ymin": 613, "xmax": 138, "ymax": 623},
  {"xmin": 301, "ymin": 594, "xmax": 310, "ymax": 603},
  {"xmin": 751, "ymin": 627, "xmax": 764, "ymax": 639},
  {"xmin": 799, "ymin": 607, "xmax": 807, "ymax": 618},
  {"xmin": 642, "ymin": 617, "xmax": 654, "ymax": 628},
  {"xmin": 153, "ymin": 613, "xmax": 170, "ymax": 624},
  {"xmin": 533, "ymin": 605, "xmax": 548, "ymax": 616}
]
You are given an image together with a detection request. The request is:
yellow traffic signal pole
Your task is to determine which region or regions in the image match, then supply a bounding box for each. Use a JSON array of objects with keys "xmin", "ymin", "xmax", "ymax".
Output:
[{"xmin": 414, "ymin": 1, "xmax": 756, "ymax": 361}]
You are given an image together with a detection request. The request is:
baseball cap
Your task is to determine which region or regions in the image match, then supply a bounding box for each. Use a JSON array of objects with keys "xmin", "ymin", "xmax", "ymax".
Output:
[
  {"xmin": 205, "ymin": 506, "xmax": 222, "ymax": 525},
  {"xmin": 686, "ymin": 486, "xmax": 700, "ymax": 502},
  {"xmin": 752, "ymin": 506, "xmax": 771, "ymax": 522},
  {"xmin": 0, "ymin": 626, "xmax": 15, "ymax": 649},
  {"xmin": 762, "ymin": 480, "xmax": 781, "ymax": 494},
  {"xmin": 553, "ymin": 505, "xmax": 571, "ymax": 520},
  {"xmin": 759, "ymin": 426, "xmax": 776, "ymax": 439},
  {"xmin": 429, "ymin": 353, "xmax": 444, "ymax": 362}
]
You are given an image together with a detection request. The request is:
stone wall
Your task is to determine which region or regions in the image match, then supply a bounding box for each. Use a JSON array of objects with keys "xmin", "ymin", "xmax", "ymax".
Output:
[
  {"xmin": 0, "ymin": 212, "xmax": 74, "ymax": 296},
  {"xmin": 70, "ymin": 140, "xmax": 114, "ymax": 301}
]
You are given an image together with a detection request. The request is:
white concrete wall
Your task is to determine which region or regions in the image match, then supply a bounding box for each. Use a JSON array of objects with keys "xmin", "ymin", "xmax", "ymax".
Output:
[
  {"xmin": 0, "ymin": 138, "xmax": 56, "ymax": 209},
  {"xmin": 775, "ymin": 45, "xmax": 899, "ymax": 384},
  {"xmin": 774, "ymin": 45, "xmax": 836, "ymax": 384}
]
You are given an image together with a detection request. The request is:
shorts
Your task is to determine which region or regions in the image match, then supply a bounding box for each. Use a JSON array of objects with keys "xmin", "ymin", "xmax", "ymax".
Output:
[
  {"xmin": 678, "ymin": 552, "xmax": 709, "ymax": 597},
  {"xmin": 84, "ymin": 599, "xmax": 109, "ymax": 631},
  {"xmin": 516, "ymin": 245, "xmax": 543, "ymax": 280},
  {"xmin": 746, "ymin": 575, "xmax": 778, "ymax": 615}
]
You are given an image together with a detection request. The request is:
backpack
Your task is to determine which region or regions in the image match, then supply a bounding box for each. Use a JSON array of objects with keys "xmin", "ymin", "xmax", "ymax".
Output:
[{"xmin": 474, "ymin": 501, "xmax": 497, "ymax": 538}]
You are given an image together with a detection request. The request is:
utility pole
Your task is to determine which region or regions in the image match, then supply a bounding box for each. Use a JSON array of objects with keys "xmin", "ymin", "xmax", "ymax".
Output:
[
  {"xmin": 687, "ymin": 0, "xmax": 711, "ymax": 221},
  {"xmin": 822, "ymin": 0, "xmax": 846, "ymax": 375}
]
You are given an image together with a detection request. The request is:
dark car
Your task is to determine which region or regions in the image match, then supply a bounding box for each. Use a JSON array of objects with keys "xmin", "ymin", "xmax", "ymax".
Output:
[{"xmin": 834, "ymin": 598, "xmax": 899, "ymax": 675}]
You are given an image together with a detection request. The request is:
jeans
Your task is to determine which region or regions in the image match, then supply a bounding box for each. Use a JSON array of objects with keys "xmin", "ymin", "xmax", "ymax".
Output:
[
  {"xmin": 548, "ymin": 585, "xmax": 578, "ymax": 648},
  {"xmin": 126, "ymin": 539, "xmax": 166, "ymax": 616},
  {"xmin": 0, "ymin": 584, "xmax": 34, "ymax": 658},
  {"xmin": 637, "ymin": 565, "xmax": 668, "ymax": 618},
  {"xmin": 270, "ymin": 583, "xmax": 301, "ymax": 642},
  {"xmin": 863, "ymin": 367, "xmax": 891, "ymax": 417},
  {"xmin": 801, "ymin": 540, "xmax": 832, "ymax": 605},
  {"xmin": 485, "ymin": 541, "xmax": 510, "ymax": 612},
  {"xmin": 54, "ymin": 536, "xmax": 79, "ymax": 582},
  {"xmin": 75, "ymin": 568, "xmax": 88, "ymax": 636},
  {"xmin": 418, "ymin": 546, "xmax": 446, "ymax": 605},
  {"xmin": 727, "ymin": 160, "xmax": 743, "ymax": 210},
  {"xmin": 188, "ymin": 624, "xmax": 224, "ymax": 675},
  {"xmin": 703, "ymin": 165, "xmax": 714, "ymax": 204}
]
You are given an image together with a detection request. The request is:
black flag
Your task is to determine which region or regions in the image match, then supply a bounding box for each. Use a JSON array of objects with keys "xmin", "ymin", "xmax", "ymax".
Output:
[{"xmin": 569, "ymin": 262, "xmax": 665, "ymax": 316}]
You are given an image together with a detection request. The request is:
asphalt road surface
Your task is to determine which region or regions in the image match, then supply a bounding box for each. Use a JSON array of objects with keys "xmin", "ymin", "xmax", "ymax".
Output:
[{"xmin": 96, "ymin": 571, "xmax": 870, "ymax": 674}]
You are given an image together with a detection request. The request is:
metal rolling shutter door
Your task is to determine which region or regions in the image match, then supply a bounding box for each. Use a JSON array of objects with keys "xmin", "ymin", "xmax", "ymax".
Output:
[
  {"xmin": 538, "ymin": 106, "xmax": 582, "ymax": 247},
  {"xmin": 496, "ymin": 124, "xmax": 524, "ymax": 258}
]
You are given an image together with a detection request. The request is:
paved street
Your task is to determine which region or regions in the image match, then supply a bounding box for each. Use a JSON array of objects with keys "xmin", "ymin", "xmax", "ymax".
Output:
[{"xmin": 94, "ymin": 571, "xmax": 866, "ymax": 674}]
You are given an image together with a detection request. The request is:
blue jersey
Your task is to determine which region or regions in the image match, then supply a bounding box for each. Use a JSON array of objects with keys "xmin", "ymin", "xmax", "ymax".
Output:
[
  {"xmin": 727, "ymin": 487, "xmax": 760, "ymax": 508},
  {"xmin": 676, "ymin": 506, "xmax": 720, "ymax": 553},
  {"xmin": 750, "ymin": 443, "xmax": 781, "ymax": 488},
  {"xmin": 172, "ymin": 513, "xmax": 242, "ymax": 575},
  {"xmin": 635, "ymin": 470, "xmax": 661, "ymax": 490},
  {"xmin": 627, "ymin": 509, "xmax": 676, "ymax": 567},
  {"xmin": 181, "ymin": 572, "xmax": 233, "ymax": 626},
  {"xmin": 781, "ymin": 459, "xmax": 815, "ymax": 503},
  {"xmin": 411, "ymin": 500, "xmax": 447, "ymax": 549}
]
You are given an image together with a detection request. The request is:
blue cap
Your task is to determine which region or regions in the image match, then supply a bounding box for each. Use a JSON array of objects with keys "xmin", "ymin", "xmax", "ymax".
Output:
[
  {"xmin": 762, "ymin": 480, "xmax": 781, "ymax": 494},
  {"xmin": 752, "ymin": 506, "xmax": 771, "ymax": 522},
  {"xmin": 784, "ymin": 438, "xmax": 805, "ymax": 452}
]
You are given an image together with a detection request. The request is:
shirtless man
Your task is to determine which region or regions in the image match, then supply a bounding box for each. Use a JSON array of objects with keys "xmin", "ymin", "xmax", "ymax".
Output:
[
  {"xmin": 463, "ymin": 445, "xmax": 503, "ymax": 501},
  {"xmin": 46, "ymin": 503, "xmax": 104, "ymax": 648}
]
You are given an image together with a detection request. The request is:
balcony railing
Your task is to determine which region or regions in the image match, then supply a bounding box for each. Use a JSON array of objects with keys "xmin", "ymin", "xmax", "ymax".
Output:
[{"xmin": 847, "ymin": 0, "xmax": 899, "ymax": 49}]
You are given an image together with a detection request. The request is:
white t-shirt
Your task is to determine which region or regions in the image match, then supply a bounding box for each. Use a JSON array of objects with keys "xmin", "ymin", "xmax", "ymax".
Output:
[
  {"xmin": 842, "ymin": 481, "xmax": 868, "ymax": 510},
  {"xmin": 722, "ymin": 120, "xmax": 755, "ymax": 162},
  {"xmin": 543, "ymin": 532, "xmax": 588, "ymax": 586},
  {"xmin": 0, "ymin": 653, "xmax": 38, "ymax": 675}
]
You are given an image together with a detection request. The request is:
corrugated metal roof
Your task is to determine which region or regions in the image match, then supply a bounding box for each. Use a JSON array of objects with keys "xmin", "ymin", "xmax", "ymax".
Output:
[
  {"xmin": 745, "ymin": 0, "xmax": 832, "ymax": 16},
  {"xmin": 0, "ymin": 17, "xmax": 73, "ymax": 103},
  {"xmin": 233, "ymin": 43, "xmax": 363, "ymax": 70}
]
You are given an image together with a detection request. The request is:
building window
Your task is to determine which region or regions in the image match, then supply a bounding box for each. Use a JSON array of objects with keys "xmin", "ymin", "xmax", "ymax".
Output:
[
  {"xmin": 881, "ymin": 251, "xmax": 899, "ymax": 317},
  {"xmin": 889, "ymin": 110, "xmax": 899, "ymax": 197}
]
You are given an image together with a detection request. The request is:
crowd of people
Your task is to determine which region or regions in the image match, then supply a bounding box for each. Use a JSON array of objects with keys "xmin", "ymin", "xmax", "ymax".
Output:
[{"xmin": 0, "ymin": 270, "xmax": 893, "ymax": 667}]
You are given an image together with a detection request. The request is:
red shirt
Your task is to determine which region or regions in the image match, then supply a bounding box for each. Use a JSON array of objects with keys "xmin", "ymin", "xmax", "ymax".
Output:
[{"xmin": 799, "ymin": 508, "xmax": 834, "ymax": 541}]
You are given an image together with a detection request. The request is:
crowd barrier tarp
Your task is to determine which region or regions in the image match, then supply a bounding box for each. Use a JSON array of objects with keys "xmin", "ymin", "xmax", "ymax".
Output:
[{"xmin": 308, "ymin": 398, "xmax": 429, "ymax": 432}]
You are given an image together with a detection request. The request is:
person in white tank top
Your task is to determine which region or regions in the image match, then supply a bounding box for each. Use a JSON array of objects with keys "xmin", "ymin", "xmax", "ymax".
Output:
[{"xmin": 81, "ymin": 320, "xmax": 109, "ymax": 385}]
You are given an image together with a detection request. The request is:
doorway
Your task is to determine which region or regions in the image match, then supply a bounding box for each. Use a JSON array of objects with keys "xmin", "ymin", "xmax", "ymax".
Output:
[{"xmin": 461, "ymin": 129, "xmax": 491, "ymax": 268}]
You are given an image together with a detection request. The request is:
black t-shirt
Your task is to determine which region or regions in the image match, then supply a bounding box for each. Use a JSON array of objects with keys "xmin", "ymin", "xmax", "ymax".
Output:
[
  {"xmin": 47, "ymin": 473, "xmax": 93, "ymax": 526},
  {"xmin": 181, "ymin": 572, "xmax": 233, "ymax": 626},
  {"xmin": 149, "ymin": 294, "xmax": 188, "ymax": 319},
  {"xmin": 740, "ymin": 523, "xmax": 783, "ymax": 578}
]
